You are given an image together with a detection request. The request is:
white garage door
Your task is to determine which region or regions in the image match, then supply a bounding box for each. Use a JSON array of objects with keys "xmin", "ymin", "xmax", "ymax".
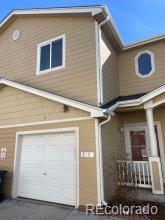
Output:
[{"xmin": 18, "ymin": 131, "xmax": 76, "ymax": 206}]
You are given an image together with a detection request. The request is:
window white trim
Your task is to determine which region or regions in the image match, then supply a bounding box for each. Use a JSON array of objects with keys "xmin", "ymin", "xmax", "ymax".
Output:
[
  {"xmin": 135, "ymin": 50, "xmax": 155, "ymax": 78},
  {"xmin": 36, "ymin": 34, "xmax": 65, "ymax": 75}
]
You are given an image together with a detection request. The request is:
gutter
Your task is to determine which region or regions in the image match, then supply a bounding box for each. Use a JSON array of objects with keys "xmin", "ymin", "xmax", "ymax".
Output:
[
  {"xmin": 97, "ymin": 114, "xmax": 111, "ymax": 205},
  {"xmin": 97, "ymin": 16, "xmax": 110, "ymax": 106},
  {"xmin": 107, "ymin": 84, "xmax": 165, "ymax": 112},
  {"xmin": 101, "ymin": 5, "xmax": 123, "ymax": 49}
]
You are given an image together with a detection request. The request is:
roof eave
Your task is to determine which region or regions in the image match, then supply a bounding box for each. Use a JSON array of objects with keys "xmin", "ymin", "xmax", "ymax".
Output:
[
  {"xmin": 1, "ymin": 5, "xmax": 165, "ymax": 51},
  {"xmin": 0, "ymin": 78, "xmax": 106, "ymax": 118},
  {"xmin": 0, "ymin": 6, "xmax": 103, "ymax": 28},
  {"xmin": 107, "ymin": 85, "xmax": 165, "ymax": 111},
  {"xmin": 123, "ymin": 34, "xmax": 165, "ymax": 51}
]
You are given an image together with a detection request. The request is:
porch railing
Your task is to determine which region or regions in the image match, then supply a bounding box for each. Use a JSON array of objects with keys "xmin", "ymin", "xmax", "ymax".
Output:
[{"xmin": 116, "ymin": 160, "xmax": 152, "ymax": 188}]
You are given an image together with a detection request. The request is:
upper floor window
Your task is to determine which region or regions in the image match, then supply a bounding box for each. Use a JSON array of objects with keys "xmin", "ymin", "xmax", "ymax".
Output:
[
  {"xmin": 135, "ymin": 50, "xmax": 155, "ymax": 78},
  {"xmin": 36, "ymin": 34, "xmax": 65, "ymax": 75}
]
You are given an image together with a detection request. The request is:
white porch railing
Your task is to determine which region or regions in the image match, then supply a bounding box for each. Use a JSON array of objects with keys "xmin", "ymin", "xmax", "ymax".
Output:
[{"xmin": 116, "ymin": 160, "xmax": 152, "ymax": 188}]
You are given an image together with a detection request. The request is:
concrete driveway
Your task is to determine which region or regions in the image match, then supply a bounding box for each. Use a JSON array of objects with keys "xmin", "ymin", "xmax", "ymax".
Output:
[{"xmin": 0, "ymin": 199, "xmax": 122, "ymax": 220}]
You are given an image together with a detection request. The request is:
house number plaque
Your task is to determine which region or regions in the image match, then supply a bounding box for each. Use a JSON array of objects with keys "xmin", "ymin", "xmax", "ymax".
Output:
[{"xmin": 81, "ymin": 152, "xmax": 94, "ymax": 158}]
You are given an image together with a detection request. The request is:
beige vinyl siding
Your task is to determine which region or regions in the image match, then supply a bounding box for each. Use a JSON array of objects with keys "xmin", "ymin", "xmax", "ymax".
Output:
[
  {"xmin": 101, "ymin": 32, "xmax": 119, "ymax": 104},
  {"xmin": 0, "ymin": 86, "xmax": 97, "ymax": 205},
  {"xmin": 0, "ymin": 119, "xmax": 97, "ymax": 205},
  {"xmin": 119, "ymin": 41, "xmax": 165, "ymax": 96},
  {"xmin": 101, "ymin": 113, "xmax": 124, "ymax": 201},
  {"xmin": 0, "ymin": 86, "xmax": 90, "ymax": 126},
  {"xmin": 0, "ymin": 15, "xmax": 97, "ymax": 106}
]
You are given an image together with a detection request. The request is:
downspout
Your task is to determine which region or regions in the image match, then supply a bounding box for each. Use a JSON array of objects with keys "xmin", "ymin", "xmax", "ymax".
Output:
[
  {"xmin": 98, "ymin": 114, "xmax": 111, "ymax": 205},
  {"xmin": 98, "ymin": 16, "xmax": 110, "ymax": 106}
]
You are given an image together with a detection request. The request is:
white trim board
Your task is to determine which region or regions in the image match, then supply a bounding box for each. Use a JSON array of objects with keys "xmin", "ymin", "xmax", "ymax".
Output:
[
  {"xmin": 12, "ymin": 127, "xmax": 80, "ymax": 208},
  {"xmin": 0, "ymin": 78, "xmax": 105, "ymax": 118},
  {"xmin": 0, "ymin": 6, "xmax": 103, "ymax": 28},
  {"xmin": 0, "ymin": 117, "xmax": 92, "ymax": 129},
  {"xmin": 123, "ymin": 34, "xmax": 165, "ymax": 51},
  {"xmin": 95, "ymin": 119, "xmax": 102, "ymax": 204}
]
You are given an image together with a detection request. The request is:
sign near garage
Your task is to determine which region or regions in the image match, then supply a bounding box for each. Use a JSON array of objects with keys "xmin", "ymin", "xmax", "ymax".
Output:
[
  {"xmin": 81, "ymin": 152, "xmax": 95, "ymax": 158},
  {"xmin": 0, "ymin": 148, "xmax": 7, "ymax": 160}
]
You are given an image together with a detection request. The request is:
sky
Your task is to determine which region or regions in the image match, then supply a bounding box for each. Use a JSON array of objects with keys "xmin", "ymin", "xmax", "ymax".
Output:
[{"xmin": 0, "ymin": 0, "xmax": 165, "ymax": 44}]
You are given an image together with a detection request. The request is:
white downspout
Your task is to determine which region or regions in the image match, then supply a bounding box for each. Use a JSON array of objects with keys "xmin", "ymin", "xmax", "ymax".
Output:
[
  {"xmin": 97, "ymin": 114, "xmax": 111, "ymax": 205},
  {"xmin": 98, "ymin": 16, "xmax": 110, "ymax": 106}
]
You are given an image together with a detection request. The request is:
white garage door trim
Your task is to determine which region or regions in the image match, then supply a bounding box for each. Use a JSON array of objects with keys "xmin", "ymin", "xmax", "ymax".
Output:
[{"xmin": 12, "ymin": 127, "xmax": 79, "ymax": 208}]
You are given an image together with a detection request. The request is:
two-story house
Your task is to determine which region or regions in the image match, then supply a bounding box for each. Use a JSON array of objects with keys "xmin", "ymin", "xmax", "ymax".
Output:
[{"xmin": 0, "ymin": 5, "xmax": 164, "ymax": 208}]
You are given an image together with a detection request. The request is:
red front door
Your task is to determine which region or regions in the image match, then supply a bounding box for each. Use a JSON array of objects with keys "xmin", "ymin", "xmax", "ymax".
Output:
[
  {"xmin": 130, "ymin": 130, "xmax": 148, "ymax": 161},
  {"xmin": 128, "ymin": 125, "xmax": 160, "ymax": 161}
]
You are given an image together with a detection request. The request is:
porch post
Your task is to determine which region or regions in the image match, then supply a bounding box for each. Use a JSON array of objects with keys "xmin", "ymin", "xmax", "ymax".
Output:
[
  {"xmin": 145, "ymin": 102, "xmax": 164, "ymax": 194},
  {"xmin": 145, "ymin": 108, "xmax": 158, "ymax": 157}
]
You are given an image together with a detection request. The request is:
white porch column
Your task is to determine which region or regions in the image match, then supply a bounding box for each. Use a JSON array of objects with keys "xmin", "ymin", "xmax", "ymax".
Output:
[
  {"xmin": 145, "ymin": 108, "xmax": 158, "ymax": 157},
  {"xmin": 144, "ymin": 101, "xmax": 164, "ymax": 194}
]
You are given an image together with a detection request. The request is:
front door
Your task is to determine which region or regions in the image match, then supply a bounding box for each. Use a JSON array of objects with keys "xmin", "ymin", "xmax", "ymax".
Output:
[
  {"xmin": 125, "ymin": 124, "xmax": 162, "ymax": 161},
  {"xmin": 125, "ymin": 123, "xmax": 165, "ymax": 183},
  {"xmin": 125, "ymin": 126, "xmax": 150, "ymax": 161}
]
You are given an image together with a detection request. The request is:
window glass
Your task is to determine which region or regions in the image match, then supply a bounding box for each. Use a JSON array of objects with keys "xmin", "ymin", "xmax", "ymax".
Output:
[
  {"xmin": 40, "ymin": 44, "xmax": 50, "ymax": 71},
  {"xmin": 138, "ymin": 53, "xmax": 152, "ymax": 75},
  {"xmin": 38, "ymin": 36, "xmax": 64, "ymax": 74},
  {"xmin": 51, "ymin": 39, "xmax": 63, "ymax": 68}
]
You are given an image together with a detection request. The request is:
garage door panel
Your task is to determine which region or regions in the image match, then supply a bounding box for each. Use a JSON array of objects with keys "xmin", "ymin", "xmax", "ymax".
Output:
[
  {"xmin": 62, "ymin": 151, "xmax": 74, "ymax": 161},
  {"xmin": 62, "ymin": 140, "xmax": 75, "ymax": 146},
  {"xmin": 20, "ymin": 168, "xmax": 44, "ymax": 179},
  {"xmin": 62, "ymin": 171, "xmax": 74, "ymax": 180},
  {"xmin": 20, "ymin": 178, "xmax": 46, "ymax": 185},
  {"xmin": 46, "ymin": 151, "xmax": 61, "ymax": 161},
  {"xmin": 62, "ymin": 161, "xmax": 75, "ymax": 168},
  {"xmin": 18, "ymin": 131, "xmax": 76, "ymax": 205},
  {"xmin": 46, "ymin": 145, "xmax": 61, "ymax": 151},
  {"xmin": 45, "ymin": 169, "xmax": 61, "ymax": 176},
  {"xmin": 21, "ymin": 151, "xmax": 45, "ymax": 161},
  {"xmin": 61, "ymin": 188, "xmax": 75, "ymax": 202},
  {"xmin": 45, "ymin": 190, "xmax": 60, "ymax": 199},
  {"xmin": 20, "ymin": 185, "xmax": 45, "ymax": 196}
]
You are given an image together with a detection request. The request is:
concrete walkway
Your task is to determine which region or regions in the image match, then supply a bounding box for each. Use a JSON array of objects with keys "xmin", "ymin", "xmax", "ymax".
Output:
[{"xmin": 0, "ymin": 199, "xmax": 123, "ymax": 220}]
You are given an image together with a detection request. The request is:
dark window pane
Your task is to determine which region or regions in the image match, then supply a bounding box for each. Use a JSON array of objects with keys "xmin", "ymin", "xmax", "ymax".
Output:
[
  {"xmin": 51, "ymin": 39, "xmax": 63, "ymax": 68},
  {"xmin": 40, "ymin": 44, "xmax": 50, "ymax": 71},
  {"xmin": 138, "ymin": 53, "xmax": 152, "ymax": 75}
]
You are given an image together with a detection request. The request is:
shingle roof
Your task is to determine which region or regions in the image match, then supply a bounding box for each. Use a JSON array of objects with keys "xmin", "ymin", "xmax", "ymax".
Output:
[{"xmin": 101, "ymin": 93, "xmax": 147, "ymax": 109}]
